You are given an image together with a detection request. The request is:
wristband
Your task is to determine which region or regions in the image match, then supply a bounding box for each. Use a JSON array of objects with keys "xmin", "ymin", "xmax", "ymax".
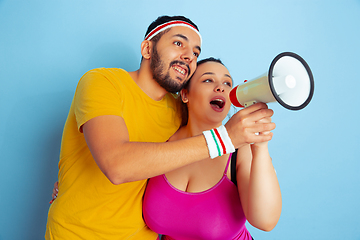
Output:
[{"xmin": 203, "ymin": 125, "xmax": 235, "ymax": 159}]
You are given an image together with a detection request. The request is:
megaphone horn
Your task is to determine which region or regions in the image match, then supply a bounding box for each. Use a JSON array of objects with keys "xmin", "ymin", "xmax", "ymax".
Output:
[{"xmin": 230, "ymin": 52, "xmax": 314, "ymax": 110}]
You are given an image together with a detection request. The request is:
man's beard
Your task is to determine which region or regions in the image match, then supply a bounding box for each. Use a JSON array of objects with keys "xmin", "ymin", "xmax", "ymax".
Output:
[{"xmin": 150, "ymin": 46, "xmax": 189, "ymax": 94}]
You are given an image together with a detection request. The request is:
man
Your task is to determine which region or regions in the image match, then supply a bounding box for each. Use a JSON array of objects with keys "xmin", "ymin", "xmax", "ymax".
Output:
[{"xmin": 45, "ymin": 15, "xmax": 274, "ymax": 239}]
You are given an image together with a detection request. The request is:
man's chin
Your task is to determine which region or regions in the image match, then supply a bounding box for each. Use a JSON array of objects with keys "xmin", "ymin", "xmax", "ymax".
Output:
[
  {"xmin": 164, "ymin": 79, "xmax": 185, "ymax": 93},
  {"xmin": 166, "ymin": 86, "xmax": 182, "ymax": 94},
  {"xmin": 155, "ymin": 74, "xmax": 187, "ymax": 93}
]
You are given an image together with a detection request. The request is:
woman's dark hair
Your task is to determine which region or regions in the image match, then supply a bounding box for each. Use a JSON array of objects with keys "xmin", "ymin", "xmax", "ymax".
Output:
[
  {"xmin": 197, "ymin": 57, "xmax": 223, "ymax": 66},
  {"xmin": 178, "ymin": 57, "xmax": 225, "ymax": 126}
]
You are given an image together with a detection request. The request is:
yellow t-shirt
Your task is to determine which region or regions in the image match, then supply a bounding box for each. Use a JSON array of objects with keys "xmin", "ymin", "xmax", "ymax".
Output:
[{"xmin": 45, "ymin": 68, "xmax": 181, "ymax": 240}]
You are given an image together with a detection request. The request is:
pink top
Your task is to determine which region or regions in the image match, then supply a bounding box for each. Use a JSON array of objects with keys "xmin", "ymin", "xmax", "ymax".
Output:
[{"xmin": 143, "ymin": 153, "xmax": 252, "ymax": 240}]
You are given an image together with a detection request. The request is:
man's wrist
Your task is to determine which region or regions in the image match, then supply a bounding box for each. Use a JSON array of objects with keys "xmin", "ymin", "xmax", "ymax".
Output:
[{"xmin": 203, "ymin": 125, "xmax": 235, "ymax": 159}]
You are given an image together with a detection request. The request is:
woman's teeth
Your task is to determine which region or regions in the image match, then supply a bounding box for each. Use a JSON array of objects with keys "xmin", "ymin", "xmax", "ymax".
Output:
[{"xmin": 210, "ymin": 99, "xmax": 225, "ymax": 108}]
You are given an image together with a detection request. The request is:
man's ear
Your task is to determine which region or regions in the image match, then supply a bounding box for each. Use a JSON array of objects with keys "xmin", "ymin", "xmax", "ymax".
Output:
[
  {"xmin": 180, "ymin": 89, "xmax": 189, "ymax": 103},
  {"xmin": 141, "ymin": 40, "xmax": 152, "ymax": 60}
]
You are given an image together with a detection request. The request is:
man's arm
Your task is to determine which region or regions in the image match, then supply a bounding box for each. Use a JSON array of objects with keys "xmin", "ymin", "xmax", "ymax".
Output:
[
  {"xmin": 83, "ymin": 115, "xmax": 208, "ymax": 184},
  {"xmin": 83, "ymin": 102, "xmax": 275, "ymax": 185}
]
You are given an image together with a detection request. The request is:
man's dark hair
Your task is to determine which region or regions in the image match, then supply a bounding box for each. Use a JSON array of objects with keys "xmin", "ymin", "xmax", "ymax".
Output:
[
  {"xmin": 144, "ymin": 15, "xmax": 199, "ymax": 40},
  {"xmin": 141, "ymin": 16, "xmax": 199, "ymax": 62}
]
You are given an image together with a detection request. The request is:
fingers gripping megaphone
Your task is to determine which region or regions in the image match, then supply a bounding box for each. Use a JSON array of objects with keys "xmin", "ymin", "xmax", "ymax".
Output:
[{"xmin": 230, "ymin": 52, "xmax": 314, "ymax": 110}]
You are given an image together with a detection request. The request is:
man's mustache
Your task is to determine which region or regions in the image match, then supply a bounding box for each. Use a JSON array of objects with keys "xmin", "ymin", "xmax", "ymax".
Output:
[{"xmin": 170, "ymin": 60, "xmax": 191, "ymax": 77}]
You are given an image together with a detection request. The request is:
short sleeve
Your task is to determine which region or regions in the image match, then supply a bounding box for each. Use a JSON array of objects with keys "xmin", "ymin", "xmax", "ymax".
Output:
[{"xmin": 74, "ymin": 69, "xmax": 124, "ymax": 132}]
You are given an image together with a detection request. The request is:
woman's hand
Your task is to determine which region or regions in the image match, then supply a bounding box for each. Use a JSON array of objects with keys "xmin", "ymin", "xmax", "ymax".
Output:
[
  {"xmin": 225, "ymin": 103, "xmax": 275, "ymax": 148},
  {"xmin": 253, "ymin": 115, "xmax": 274, "ymax": 148},
  {"xmin": 49, "ymin": 181, "xmax": 59, "ymax": 204}
]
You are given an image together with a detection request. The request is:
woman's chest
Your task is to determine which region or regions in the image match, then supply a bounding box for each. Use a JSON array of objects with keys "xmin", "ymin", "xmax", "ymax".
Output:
[{"xmin": 165, "ymin": 154, "xmax": 231, "ymax": 193}]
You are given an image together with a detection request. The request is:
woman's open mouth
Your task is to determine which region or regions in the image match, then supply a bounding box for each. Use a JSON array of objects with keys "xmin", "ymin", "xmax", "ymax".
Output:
[{"xmin": 210, "ymin": 97, "xmax": 225, "ymax": 112}]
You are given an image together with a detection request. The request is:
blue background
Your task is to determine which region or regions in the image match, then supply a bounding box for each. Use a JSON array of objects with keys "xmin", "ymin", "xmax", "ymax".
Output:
[{"xmin": 1, "ymin": 0, "xmax": 359, "ymax": 239}]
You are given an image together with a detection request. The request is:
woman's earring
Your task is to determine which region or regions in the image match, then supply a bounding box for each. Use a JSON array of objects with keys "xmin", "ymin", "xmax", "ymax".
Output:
[{"xmin": 182, "ymin": 97, "xmax": 188, "ymax": 103}]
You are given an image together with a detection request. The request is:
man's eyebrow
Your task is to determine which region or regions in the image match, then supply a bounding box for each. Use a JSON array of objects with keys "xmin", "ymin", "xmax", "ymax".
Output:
[
  {"xmin": 173, "ymin": 34, "xmax": 188, "ymax": 41},
  {"xmin": 196, "ymin": 45, "xmax": 202, "ymax": 53},
  {"xmin": 173, "ymin": 34, "xmax": 201, "ymax": 53}
]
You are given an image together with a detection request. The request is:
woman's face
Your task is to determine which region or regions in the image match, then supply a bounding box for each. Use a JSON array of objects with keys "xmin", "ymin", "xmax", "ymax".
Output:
[{"xmin": 181, "ymin": 61, "xmax": 233, "ymax": 126}]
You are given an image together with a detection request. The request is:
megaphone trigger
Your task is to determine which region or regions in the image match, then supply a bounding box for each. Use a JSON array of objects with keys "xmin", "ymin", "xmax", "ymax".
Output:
[{"xmin": 244, "ymin": 101, "xmax": 258, "ymax": 108}]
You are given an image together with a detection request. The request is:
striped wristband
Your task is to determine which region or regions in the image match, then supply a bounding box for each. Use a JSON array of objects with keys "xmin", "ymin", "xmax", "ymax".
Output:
[{"xmin": 203, "ymin": 125, "xmax": 235, "ymax": 159}]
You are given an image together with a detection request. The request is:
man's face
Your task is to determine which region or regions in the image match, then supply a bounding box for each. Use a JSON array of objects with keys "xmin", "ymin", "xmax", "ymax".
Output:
[{"xmin": 150, "ymin": 26, "xmax": 201, "ymax": 93}]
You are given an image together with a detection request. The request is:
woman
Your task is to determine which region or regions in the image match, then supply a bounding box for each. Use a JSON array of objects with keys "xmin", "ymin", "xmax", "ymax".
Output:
[
  {"xmin": 142, "ymin": 58, "xmax": 282, "ymax": 240},
  {"xmin": 51, "ymin": 58, "xmax": 282, "ymax": 240}
]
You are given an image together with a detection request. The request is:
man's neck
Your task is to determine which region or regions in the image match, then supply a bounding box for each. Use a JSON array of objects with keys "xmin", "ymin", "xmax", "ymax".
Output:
[{"xmin": 129, "ymin": 64, "xmax": 168, "ymax": 101}]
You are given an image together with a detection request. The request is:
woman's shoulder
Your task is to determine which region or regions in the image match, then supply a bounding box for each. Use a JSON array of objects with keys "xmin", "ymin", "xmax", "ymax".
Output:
[{"xmin": 167, "ymin": 126, "xmax": 188, "ymax": 142}]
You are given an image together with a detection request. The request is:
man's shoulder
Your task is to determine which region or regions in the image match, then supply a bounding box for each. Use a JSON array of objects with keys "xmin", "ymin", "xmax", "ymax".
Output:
[
  {"xmin": 85, "ymin": 67, "xmax": 128, "ymax": 77},
  {"xmin": 80, "ymin": 67, "xmax": 132, "ymax": 84}
]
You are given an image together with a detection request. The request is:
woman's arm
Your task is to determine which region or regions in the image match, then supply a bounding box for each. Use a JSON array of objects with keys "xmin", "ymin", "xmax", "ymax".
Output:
[{"xmin": 236, "ymin": 138, "xmax": 282, "ymax": 231}]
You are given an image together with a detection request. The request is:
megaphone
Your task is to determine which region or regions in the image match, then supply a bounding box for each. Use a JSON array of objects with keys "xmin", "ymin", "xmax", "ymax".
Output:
[{"xmin": 230, "ymin": 52, "xmax": 314, "ymax": 110}]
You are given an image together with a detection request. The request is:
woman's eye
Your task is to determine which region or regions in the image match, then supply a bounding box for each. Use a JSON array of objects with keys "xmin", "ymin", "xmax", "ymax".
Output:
[
  {"xmin": 225, "ymin": 82, "xmax": 232, "ymax": 87},
  {"xmin": 193, "ymin": 52, "xmax": 199, "ymax": 57},
  {"xmin": 204, "ymin": 79, "xmax": 212, "ymax": 83},
  {"xmin": 174, "ymin": 41, "xmax": 182, "ymax": 46}
]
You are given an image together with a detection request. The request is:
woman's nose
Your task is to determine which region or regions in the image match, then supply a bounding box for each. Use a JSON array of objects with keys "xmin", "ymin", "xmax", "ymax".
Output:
[{"xmin": 215, "ymin": 85, "xmax": 225, "ymax": 92}]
